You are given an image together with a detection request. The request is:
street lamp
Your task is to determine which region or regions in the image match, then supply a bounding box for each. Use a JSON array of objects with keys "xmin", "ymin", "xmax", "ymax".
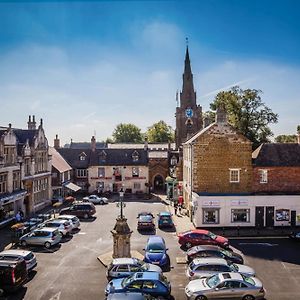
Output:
[
  {"xmin": 117, "ymin": 188, "xmax": 125, "ymax": 219},
  {"xmin": 17, "ymin": 157, "xmax": 23, "ymax": 190}
]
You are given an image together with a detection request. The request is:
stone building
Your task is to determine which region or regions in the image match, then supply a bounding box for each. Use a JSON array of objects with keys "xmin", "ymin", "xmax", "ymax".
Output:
[{"xmin": 175, "ymin": 46, "xmax": 203, "ymax": 148}]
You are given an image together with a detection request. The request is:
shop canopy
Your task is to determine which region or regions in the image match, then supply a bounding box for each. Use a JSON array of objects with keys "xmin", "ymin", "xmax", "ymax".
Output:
[{"xmin": 64, "ymin": 182, "xmax": 81, "ymax": 192}]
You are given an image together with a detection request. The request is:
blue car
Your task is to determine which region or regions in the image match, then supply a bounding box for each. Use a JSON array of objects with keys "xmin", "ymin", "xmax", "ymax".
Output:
[
  {"xmin": 143, "ymin": 236, "xmax": 169, "ymax": 269},
  {"xmin": 157, "ymin": 212, "xmax": 174, "ymax": 228},
  {"xmin": 105, "ymin": 272, "xmax": 171, "ymax": 298}
]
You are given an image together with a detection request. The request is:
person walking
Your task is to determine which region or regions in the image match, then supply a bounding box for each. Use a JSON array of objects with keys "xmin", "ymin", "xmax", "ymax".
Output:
[
  {"xmin": 18, "ymin": 209, "xmax": 24, "ymax": 221},
  {"xmin": 174, "ymin": 202, "xmax": 178, "ymax": 216},
  {"xmin": 178, "ymin": 195, "xmax": 183, "ymax": 215},
  {"xmin": 15, "ymin": 211, "xmax": 21, "ymax": 223}
]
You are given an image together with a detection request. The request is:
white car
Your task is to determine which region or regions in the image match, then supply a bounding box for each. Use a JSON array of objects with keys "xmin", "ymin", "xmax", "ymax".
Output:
[
  {"xmin": 186, "ymin": 257, "xmax": 255, "ymax": 280},
  {"xmin": 56, "ymin": 215, "xmax": 80, "ymax": 230},
  {"xmin": 0, "ymin": 249, "xmax": 37, "ymax": 272},
  {"xmin": 83, "ymin": 194, "xmax": 108, "ymax": 205},
  {"xmin": 40, "ymin": 219, "xmax": 73, "ymax": 236}
]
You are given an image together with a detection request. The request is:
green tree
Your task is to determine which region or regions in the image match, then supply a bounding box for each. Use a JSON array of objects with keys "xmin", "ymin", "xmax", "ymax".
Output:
[
  {"xmin": 146, "ymin": 120, "xmax": 174, "ymax": 143},
  {"xmin": 275, "ymin": 135, "xmax": 297, "ymax": 143},
  {"xmin": 112, "ymin": 123, "xmax": 143, "ymax": 143},
  {"xmin": 210, "ymin": 86, "xmax": 278, "ymax": 149}
]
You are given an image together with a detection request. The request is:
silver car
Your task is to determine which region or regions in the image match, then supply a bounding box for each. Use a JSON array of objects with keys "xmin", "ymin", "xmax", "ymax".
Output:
[
  {"xmin": 56, "ymin": 215, "xmax": 80, "ymax": 230},
  {"xmin": 107, "ymin": 257, "xmax": 162, "ymax": 280},
  {"xmin": 20, "ymin": 228, "xmax": 62, "ymax": 249},
  {"xmin": 185, "ymin": 272, "xmax": 265, "ymax": 300},
  {"xmin": 0, "ymin": 249, "xmax": 37, "ymax": 272},
  {"xmin": 186, "ymin": 257, "xmax": 255, "ymax": 280},
  {"xmin": 40, "ymin": 219, "xmax": 73, "ymax": 236},
  {"xmin": 83, "ymin": 194, "xmax": 108, "ymax": 205}
]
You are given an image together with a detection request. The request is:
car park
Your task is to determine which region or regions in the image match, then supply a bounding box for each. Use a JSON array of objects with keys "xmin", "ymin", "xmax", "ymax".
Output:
[
  {"xmin": 83, "ymin": 194, "xmax": 108, "ymax": 205},
  {"xmin": 107, "ymin": 257, "xmax": 162, "ymax": 280},
  {"xmin": 186, "ymin": 245, "xmax": 244, "ymax": 264},
  {"xmin": 59, "ymin": 202, "xmax": 96, "ymax": 219},
  {"xmin": 157, "ymin": 212, "xmax": 174, "ymax": 229},
  {"xmin": 105, "ymin": 272, "xmax": 171, "ymax": 298},
  {"xmin": 40, "ymin": 219, "xmax": 73, "ymax": 236},
  {"xmin": 143, "ymin": 236, "xmax": 169, "ymax": 269},
  {"xmin": 186, "ymin": 258, "xmax": 255, "ymax": 280},
  {"xmin": 137, "ymin": 215, "xmax": 155, "ymax": 231},
  {"xmin": 19, "ymin": 228, "xmax": 62, "ymax": 249},
  {"xmin": 0, "ymin": 250, "xmax": 37, "ymax": 272},
  {"xmin": 0, "ymin": 257, "xmax": 28, "ymax": 293},
  {"xmin": 56, "ymin": 215, "xmax": 80, "ymax": 230},
  {"xmin": 178, "ymin": 229, "xmax": 229, "ymax": 249},
  {"xmin": 185, "ymin": 272, "xmax": 265, "ymax": 300}
]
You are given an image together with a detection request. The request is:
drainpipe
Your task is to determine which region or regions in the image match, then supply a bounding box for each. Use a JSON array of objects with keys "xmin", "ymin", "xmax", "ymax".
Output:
[{"xmin": 190, "ymin": 142, "xmax": 194, "ymax": 221}]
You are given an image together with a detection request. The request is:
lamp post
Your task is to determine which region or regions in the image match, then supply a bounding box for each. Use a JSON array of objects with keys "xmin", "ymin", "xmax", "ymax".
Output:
[
  {"xmin": 17, "ymin": 157, "xmax": 23, "ymax": 190},
  {"xmin": 119, "ymin": 189, "xmax": 124, "ymax": 219}
]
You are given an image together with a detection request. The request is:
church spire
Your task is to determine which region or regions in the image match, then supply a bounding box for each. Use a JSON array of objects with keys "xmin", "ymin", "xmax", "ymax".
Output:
[{"xmin": 180, "ymin": 41, "xmax": 196, "ymax": 107}]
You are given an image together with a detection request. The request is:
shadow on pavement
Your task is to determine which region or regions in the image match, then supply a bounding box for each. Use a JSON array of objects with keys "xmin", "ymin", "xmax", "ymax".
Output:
[
  {"xmin": 0, "ymin": 286, "xmax": 27, "ymax": 300},
  {"xmin": 80, "ymin": 216, "xmax": 97, "ymax": 223},
  {"xmin": 20, "ymin": 243, "xmax": 62, "ymax": 254}
]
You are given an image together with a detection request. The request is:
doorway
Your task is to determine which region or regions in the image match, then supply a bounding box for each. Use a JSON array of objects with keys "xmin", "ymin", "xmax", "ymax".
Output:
[
  {"xmin": 255, "ymin": 207, "xmax": 264, "ymax": 228},
  {"xmin": 266, "ymin": 206, "xmax": 275, "ymax": 227},
  {"xmin": 153, "ymin": 175, "xmax": 164, "ymax": 192},
  {"xmin": 291, "ymin": 210, "xmax": 296, "ymax": 227}
]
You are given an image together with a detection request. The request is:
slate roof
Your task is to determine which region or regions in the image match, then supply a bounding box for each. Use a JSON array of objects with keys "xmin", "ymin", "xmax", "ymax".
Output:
[
  {"xmin": 69, "ymin": 142, "xmax": 107, "ymax": 149},
  {"xmin": 252, "ymin": 143, "xmax": 300, "ymax": 167},
  {"xmin": 49, "ymin": 147, "xmax": 72, "ymax": 173},
  {"xmin": 57, "ymin": 148, "xmax": 91, "ymax": 169}
]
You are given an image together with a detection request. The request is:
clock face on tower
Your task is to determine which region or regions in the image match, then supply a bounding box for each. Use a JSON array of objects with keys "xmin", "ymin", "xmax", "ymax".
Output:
[{"xmin": 185, "ymin": 108, "xmax": 193, "ymax": 118}]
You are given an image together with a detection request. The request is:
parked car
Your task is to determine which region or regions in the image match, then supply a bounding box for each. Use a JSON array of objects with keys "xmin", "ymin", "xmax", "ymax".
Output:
[
  {"xmin": 157, "ymin": 212, "xmax": 174, "ymax": 229},
  {"xmin": 185, "ymin": 272, "xmax": 265, "ymax": 300},
  {"xmin": 19, "ymin": 228, "xmax": 62, "ymax": 249},
  {"xmin": 137, "ymin": 215, "xmax": 155, "ymax": 231},
  {"xmin": 0, "ymin": 250, "xmax": 37, "ymax": 272},
  {"xmin": 107, "ymin": 257, "xmax": 162, "ymax": 280},
  {"xmin": 105, "ymin": 272, "xmax": 171, "ymax": 298},
  {"xmin": 83, "ymin": 194, "xmax": 108, "ymax": 205},
  {"xmin": 178, "ymin": 229, "xmax": 229, "ymax": 249},
  {"xmin": 137, "ymin": 212, "xmax": 154, "ymax": 218},
  {"xmin": 143, "ymin": 236, "xmax": 169, "ymax": 269},
  {"xmin": 289, "ymin": 231, "xmax": 300, "ymax": 240},
  {"xmin": 186, "ymin": 257, "xmax": 255, "ymax": 280},
  {"xmin": 59, "ymin": 202, "xmax": 96, "ymax": 219},
  {"xmin": 0, "ymin": 257, "xmax": 28, "ymax": 293},
  {"xmin": 186, "ymin": 245, "xmax": 244, "ymax": 264},
  {"xmin": 40, "ymin": 219, "xmax": 73, "ymax": 236},
  {"xmin": 56, "ymin": 215, "xmax": 80, "ymax": 230},
  {"xmin": 107, "ymin": 293, "xmax": 159, "ymax": 300}
]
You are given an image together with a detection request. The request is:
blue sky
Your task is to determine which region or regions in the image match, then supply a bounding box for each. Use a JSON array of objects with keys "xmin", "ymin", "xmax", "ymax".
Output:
[{"xmin": 0, "ymin": 0, "xmax": 299, "ymax": 145}]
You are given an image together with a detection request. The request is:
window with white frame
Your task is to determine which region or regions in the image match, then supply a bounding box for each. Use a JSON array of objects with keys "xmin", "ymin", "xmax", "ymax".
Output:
[
  {"xmin": 231, "ymin": 209, "xmax": 250, "ymax": 223},
  {"xmin": 13, "ymin": 171, "xmax": 20, "ymax": 190},
  {"xmin": 97, "ymin": 182, "xmax": 104, "ymax": 190},
  {"xmin": 203, "ymin": 209, "xmax": 219, "ymax": 224},
  {"xmin": 79, "ymin": 152, "xmax": 86, "ymax": 161},
  {"xmin": 259, "ymin": 169, "xmax": 268, "ymax": 183},
  {"xmin": 0, "ymin": 173, "xmax": 8, "ymax": 194},
  {"xmin": 77, "ymin": 169, "xmax": 87, "ymax": 178},
  {"xmin": 98, "ymin": 167, "xmax": 105, "ymax": 178},
  {"xmin": 229, "ymin": 169, "xmax": 240, "ymax": 183},
  {"xmin": 132, "ymin": 167, "xmax": 139, "ymax": 177},
  {"xmin": 134, "ymin": 182, "xmax": 141, "ymax": 190}
]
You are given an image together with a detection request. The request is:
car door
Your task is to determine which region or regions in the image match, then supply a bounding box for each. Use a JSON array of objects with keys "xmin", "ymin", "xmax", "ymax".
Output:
[
  {"xmin": 189, "ymin": 233, "xmax": 202, "ymax": 245},
  {"xmin": 215, "ymin": 280, "xmax": 243, "ymax": 299},
  {"xmin": 116, "ymin": 264, "xmax": 130, "ymax": 278}
]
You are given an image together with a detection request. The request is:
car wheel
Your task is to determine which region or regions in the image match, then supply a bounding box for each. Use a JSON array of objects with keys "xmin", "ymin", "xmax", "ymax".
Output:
[
  {"xmin": 100, "ymin": 200, "xmax": 104, "ymax": 205},
  {"xmin": 242, "ymin": 296, "xmax": 255, "ymax": 300},
  {"xmin": 44, "ymin": 242, "xmax": 51, "ymax": 249},
  {"xmin": 21, "ymin": 240, "xmax": 27, "ymax": 247},
  {"xmin": 83, "ymin": 213, "xmax": 89, "ymax": 219},
  {"xmin": 195, "ymin": 296, "xmax": 207, "ymax": 300},
  {"xmin": 185, "ymin": 242, "xmax": 192, "ymax": 249}
]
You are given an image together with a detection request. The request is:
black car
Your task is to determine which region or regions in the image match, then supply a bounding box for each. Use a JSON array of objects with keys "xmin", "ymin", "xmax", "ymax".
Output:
[
  {"xmin": 0, "ymin": 257, "xmax": 28, "ymax": 294},
  {"xmin": 186, "ymin": 245, "xmax": 244, "ymax": 264},
  {"xmin": 289, "ymin": 231, "xmax": 300, "ymax": 240},
  {"xmin": 59, "ymin": 202, "xmax": 96, "ymax": 219}
]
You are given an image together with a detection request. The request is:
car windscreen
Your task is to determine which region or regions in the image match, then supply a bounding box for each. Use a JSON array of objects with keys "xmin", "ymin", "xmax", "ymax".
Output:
[
  {"xmin": 241, "ymin": 274, "xmax": 255, "ymax": 286},
  {"xmin": 139, "ymin": 216, "xmax": 152, "ymax": 222},
  {"xmin": 160, "ymin": 216, "xmax": 171, "ymax": 220},
  {"xmin": 206, "ymin": 274, "xmax": 221, "ymax": 288},
  {"xmin": 146, "ymin": 242, "xmax": 165, "ymax": 252},
  {"xmin": 207, "ymin": 232, "xmax": 217, "ymax": 239}
]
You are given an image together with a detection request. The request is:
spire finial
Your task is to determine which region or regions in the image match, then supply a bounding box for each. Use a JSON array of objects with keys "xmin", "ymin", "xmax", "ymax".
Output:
[{"xmin": 186, "ymin": 37, "xmax": 188, "ymax": 47}]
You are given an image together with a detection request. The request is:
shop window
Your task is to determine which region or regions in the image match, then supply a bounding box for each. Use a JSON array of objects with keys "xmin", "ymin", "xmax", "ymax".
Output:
[
  {"xmin": 229, "ymin": 169, "xmax": 240, "ymax": 183},
  {"xmin": 203, "ymin": 209, "xmax": 220, "ymax": 224},
  {"xmin": 276, "ymin": 209, "xmax": 289, "ymax": 221},
  {"xmin": 98, "ymin": 167, "xmax": 105, "ymax": 178},
  {"xmin": 259, "ymin": 169, "xmax": 268, "ymax": 183},
  {"xmin": 0, "ymin": 203, "xmax": 14, "ymax": 222},
  {"xmin": 132, "ymin": 167, "xmax": 139, "ymax": 177},
  {"xmin": 231, "ymin": 209, "xmax": 250, "ymax": 223}
]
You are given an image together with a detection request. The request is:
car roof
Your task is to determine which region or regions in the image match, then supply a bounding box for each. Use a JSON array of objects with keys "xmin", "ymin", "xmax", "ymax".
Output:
[
  {"xmin": 0, "ymin": 250, "xmax": 32, "ymax": 256},
  {"xmin": 46, "ymin": 219, "xmax": 68, "ymax": 224},
  {"xmin": 158, "ymin": 212, "xmax": 171, "ymax": 216},
  {"xmin": 57, "ymin": 215, "xmax": 77, "ymax": 219},
  {"xmin": 133, "ymin": 272, "xmax": 159, "ymax": 280},
  {"xmin": 33, "ymin": 227, "xmax": 59, "ymax": 233},
  {"xmin": 219, "ymin": 272, "xmax": 243, "ymax": 281},
  {"xmin": 147, "ymin": 235, "xmax": 165, "ymax": 244},
  {"xmin": 192, "ymin": 257, "xmax": 228, "ymax": 266},
  {"xmin": 188, "ymin": 245, "xmax": 221, "ymax": 253},
  {"xmin": 112, "ymin": 258, "xmax": 138, "ymax": 265},
  {"xmin": 107, "ymin": 292, "xmax": 145, "ymax": 300},
  {"xmin": 184, "ymin": 229, "xmax": 209, "ymax": 235}
]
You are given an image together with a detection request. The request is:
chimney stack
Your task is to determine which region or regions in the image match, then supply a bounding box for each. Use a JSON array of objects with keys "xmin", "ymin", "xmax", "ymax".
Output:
[
  {"xmin": 28, "ymin": 115, "xmax": 37, "ymax": 130},
  {"xmin": 91, "ymin": 136, "xmax": 96, "ymax": 152},
  {"xmin": 215, "ymin": 104, "xmax": 227, "ymax": 124},
  {"xmin": 144, "ymin": 136, "xmax": 148, "ymax": 151},
  {"xmin": 54, "ymin": 134, "xmax": 60, "ymax": 149}
]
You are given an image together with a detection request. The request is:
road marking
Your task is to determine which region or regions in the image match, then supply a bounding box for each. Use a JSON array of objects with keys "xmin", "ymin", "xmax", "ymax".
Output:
[
  {"xmin": 96, "ymin": 237, "xmax": 103, "ymax": 243},
  {"xmin": 78, "ymin": 232, "xmax": 86, "ymax": 235},
  {"xmin": 49, "ymin": 291, "xmax": 61, "ymax": 300},
  {"xmin": 239, "ymin": 242, "xmax": 278, "ymax": 246}
]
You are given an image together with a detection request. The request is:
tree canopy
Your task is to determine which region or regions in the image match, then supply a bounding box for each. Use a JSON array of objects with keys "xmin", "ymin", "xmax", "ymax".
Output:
[
  {"xmin": 112, "ymin": 123, "xmax": 143, "ymax": 143},
  {"xmin": 210, "ymin": 86, "xmax": 278, "ymax": 149},
  {"xmin": 275, "ymin": 135, "xmax": 297, "ymax": 143},
  {"xmin": 146, "ymin": 120, "xmax": 174, "ymax": 143}
]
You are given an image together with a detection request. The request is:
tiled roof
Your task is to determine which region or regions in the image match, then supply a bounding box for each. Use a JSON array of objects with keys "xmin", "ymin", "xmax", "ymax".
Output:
[
  {"xmin": 252, "ymin": 143, "xmax": 300, "ymax": 167},
  {"xmin": 49, "ymin": 147, "xmax": 72, "ymax": 173},
  {"xmin": 57, "ymin": 148, "xmax": 91, "ymax": 169},
  {"xmin": 69, "ymin": 142, "xmax": 107, "ymax": 149}
]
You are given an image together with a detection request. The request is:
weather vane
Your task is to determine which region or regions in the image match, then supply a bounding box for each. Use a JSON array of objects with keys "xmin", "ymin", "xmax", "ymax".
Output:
[{"xmin": 186, "ymin": 37, "xmax": 189, "ymax": 46}]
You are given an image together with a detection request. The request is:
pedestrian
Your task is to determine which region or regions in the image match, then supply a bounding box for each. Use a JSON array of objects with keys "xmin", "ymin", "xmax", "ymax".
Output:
[
  {"xmin": 15, "ymin": 211, "xmax": 21, "ymax": 223},
  {"xmin": 178, "ymin": 195, "xmax": 183, "ymax": 215},
  {"xmin": 19, "ymin": 209, "xmax": 24, "ymax": 221},
  {"xmin": 108, "ymin": 281, "xmax": 115, "ymax": 294},
  {"xmin": 174, "ymin": 203, "xmax": 178, "ymax": 216},
  {"xmin": 178, "ymin": 203, "xmax": 182, "ymax": 215}
]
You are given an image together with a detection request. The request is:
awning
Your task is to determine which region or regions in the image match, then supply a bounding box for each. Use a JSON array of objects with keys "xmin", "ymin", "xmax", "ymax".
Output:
[{"xmin": 64, "ymin": 182, "xmax": 81, "ymax": 192}]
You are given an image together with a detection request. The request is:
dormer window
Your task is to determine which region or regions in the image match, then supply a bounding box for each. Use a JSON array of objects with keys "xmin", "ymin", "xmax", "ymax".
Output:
[
  {"xmin": 99, "ymin": 150, "xmax": 107, "ymax": 162},
  {"xmin": 79, "ymin": 152, "xmax": 87, "ymax": 161},
  {"xmin": 170, "ymin": 155, "xmax": 177, "ymax": 166},
  {"xmin": 132, "ymin": 150, "xmax": 139, "ymax": 162}
]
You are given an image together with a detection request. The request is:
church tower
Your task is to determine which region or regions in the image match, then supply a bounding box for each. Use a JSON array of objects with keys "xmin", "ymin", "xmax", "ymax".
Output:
[{"xmin": 175, "ymin": 45, "xmax": 203, "ymax": 148}]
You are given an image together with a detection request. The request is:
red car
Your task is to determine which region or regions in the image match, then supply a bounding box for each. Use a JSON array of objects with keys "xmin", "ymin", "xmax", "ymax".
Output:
[{"xmin": 178, "ymin": 229, "xmax": 229, "ymax": 249}]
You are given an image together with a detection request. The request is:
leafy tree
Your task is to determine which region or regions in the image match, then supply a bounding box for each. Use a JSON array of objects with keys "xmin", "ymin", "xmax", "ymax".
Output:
[
  {"xmin": 275, "ymin": 135, "xmax": 297, "ymax": 143},
  {"xmin": 146, "ymin": 120, "xmax": 174, "ymax": 143},
  {"xmin": 210, "ymin": 86, "xmax": 278, "ymax": 149},
  {"xmin": 112, "ymin": 123, "xmax": 143, "ymax": 143}
]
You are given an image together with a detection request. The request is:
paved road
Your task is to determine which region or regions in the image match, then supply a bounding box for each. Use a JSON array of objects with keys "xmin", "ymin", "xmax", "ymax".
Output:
[{"xmin": 2, "ymin": 199, "xmax": 188, "ymax": 300}]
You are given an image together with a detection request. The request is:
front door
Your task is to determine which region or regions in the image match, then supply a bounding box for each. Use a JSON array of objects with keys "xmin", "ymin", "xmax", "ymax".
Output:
[
  {"xmin": 266, "ymin": 206, "xmax": 275, "ymax": 227},
  {"xmin": 255, "ymin": 207, "xmax": 265, "ymax": 228},
  {"xmin": 291, "ymin": 210, "xmax": 296, "ymax": 227}
]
